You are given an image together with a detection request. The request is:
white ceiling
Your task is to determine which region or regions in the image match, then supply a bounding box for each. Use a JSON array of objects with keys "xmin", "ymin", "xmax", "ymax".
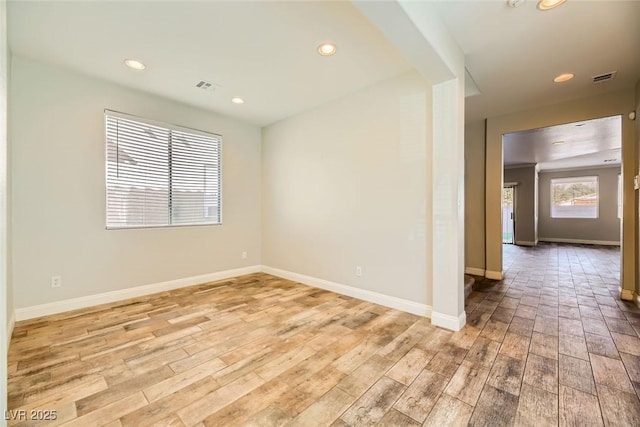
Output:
[
  {"xmin": 7, "ymin": 1, "xmax": 412, "ymax": 127},
  {"xmin": 7, "ymin": 1, "xmax": 640, "ymax": 130},
  {"xmin": 503, "ymin": 115, "xmax": 622, "ymax": 170},
  {"xmin": 435, "ymin": 0, "xmax": 640, "ymax": 122}
]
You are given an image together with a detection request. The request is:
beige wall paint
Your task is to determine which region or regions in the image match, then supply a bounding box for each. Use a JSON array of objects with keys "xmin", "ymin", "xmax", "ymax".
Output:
[
  {"xmin": 10, "ymin": 56, "xmax": 262, "ymax": 309},
  {"xmin": 636, "ymin": 79, "xmax": 640, "ymax": 297},
  {"xmin": 262, "ymin": 71, "xmax": 431, "ymax": 305},
  {"xmin": 464, "ymin": 119, "xmax": 485, "ymax": 272},
  {"xmin": 539, "ymin": 167, "xmax": 621, "ymax": 243},
  {"xmin": 485, "ymin": 90, "xmax": 636, "ymax": 291},
  {"xmin": 504, "ymin": 166, "xmax": 536, "ymax": 245}
]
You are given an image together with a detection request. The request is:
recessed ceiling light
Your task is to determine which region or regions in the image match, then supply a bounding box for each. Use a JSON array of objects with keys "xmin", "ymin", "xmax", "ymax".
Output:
[
  {"xmin": 553, "ymin": 73, "xmax": 574, "ymax": 83},
  {"xmin": 124, "ymin": 59, "xmax": 146, "ymax": 70},
  {"xmin": 537, "ymin": 0, "xmax": 567, "ymax": 11},
  {"xmin": 552, "ymin": 141, "xmax": 565, "ymax": 145},
  {"xmin": 317, "ymin": 42, "xmax": 337, "ymax": 56},
  {"xmin": 231, "ymin": 97, "xmax": 245, "ymax": 104}
]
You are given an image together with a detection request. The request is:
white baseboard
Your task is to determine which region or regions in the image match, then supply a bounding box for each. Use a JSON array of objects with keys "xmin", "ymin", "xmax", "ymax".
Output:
[
  {"xmin": 7, "ymin": 309, "xmax": 15, "ymax": 350},
  {"xmin": 515, "ymin": 241, "xmax": 536, "ymax": 247},
  {"xmin": 431, "ymin": 310, "xmax": 466, "ymax": 331},
  {"xmin": 485, "ymin": 270, "xmax": 503, "ymax": 280},
  {"xmin": 619, "ymin": 287, "xmax": 635, "ymax": 302},
  {"xmin": 15, "ymin": 264, "xmax": 437, "ymax": 326},
  {"xmin": 261, "ymin": 265, "xmax": 432, "ymax": 318},
  {"xmin": 465, "ymin": 267, "xmax": 485, "ymax": 277},
  {"xmin": 15, "ymin": 265, "xmax": 262, "ymax": 321},
  {"xmin": 539, "ymin": 238, "xmax": 620, "ymax": 246}
]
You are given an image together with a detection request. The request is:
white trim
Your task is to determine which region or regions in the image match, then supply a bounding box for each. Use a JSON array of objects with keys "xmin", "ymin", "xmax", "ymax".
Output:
[
  {"xmin": 261, "ymin": 265, "xmax": 432, "ymax": 318},
  {"xmin": 540, "ymin": 164, "xmax": 621, "ymax": 174},
  {"xmin": 7, "ymin": 310, "xmax": 15, "ymax": 350},
  {"xmin": 504, "ymin": 163, "xmax": 536, "ymax": 170},
  {"xmin": 485, "ymin": 270, "xmax": 503, "ymax": 280},
  {"xmin": 619, "ymin": 287, "xmax": 635, "ymax": 302},
  {"xmin": 465, "ymin": 267, "xmax": 485, "ymax": 277},
  {"xmin": 15, "ymin": 266, "xmax": 261, "ymax": 321},
  {"xmin": 515, "ymin": 241, "xmax": 536, "ymax": 246},
  {"xmin": 14, "ymin": 264, "xmax": 434, "ymax": 324},
  {"xmin": 539, "ymin": 237, "xmax": 620, "ymax": 246},
  {"xmin": 431, "ymin": 310, "xmax": 466, "ymax": 331}
]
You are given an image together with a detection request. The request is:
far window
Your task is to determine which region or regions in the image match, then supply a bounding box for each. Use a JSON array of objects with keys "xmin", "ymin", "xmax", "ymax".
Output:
[
  {"xmin": 105, "ymin": 111, "xmax": 222, "ymax": 229},
  {"xmin": 550, "ymin": 176, "xmax": 598, "ymax": 219}
]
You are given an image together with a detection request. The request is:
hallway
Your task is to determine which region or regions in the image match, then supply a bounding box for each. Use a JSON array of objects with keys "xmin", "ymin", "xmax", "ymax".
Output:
[{"xmin": 466, "ymin": 242, "xmax": 639, "ymax": 424}]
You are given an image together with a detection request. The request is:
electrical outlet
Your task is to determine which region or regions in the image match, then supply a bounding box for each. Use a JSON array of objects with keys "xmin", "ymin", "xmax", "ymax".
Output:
[
  {"xmin": 355, "ymin": 266, "xmax": 362, "ymax": 277},
  {"xmin": 242, "ymin": 251, "xmax": 247, "ymax": 259},
  {"xmin": 51, "ymin": 276, "xmax": 62, "ymax": 288}
]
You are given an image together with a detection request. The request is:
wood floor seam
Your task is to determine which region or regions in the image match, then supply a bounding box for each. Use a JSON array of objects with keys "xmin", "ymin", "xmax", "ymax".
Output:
[{"xmin": 7, "ymin": 243, "xmax": 640, "ymax": 426}]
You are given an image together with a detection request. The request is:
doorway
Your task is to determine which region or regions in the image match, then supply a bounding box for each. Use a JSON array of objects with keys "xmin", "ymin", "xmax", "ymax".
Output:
[
  {"xmin": 502, "ymin": 186, "xmax": 515, "ymax": 244},
  {"xmin": 500, "ymin": 115, "xmax": 622, "ymax": 280}
]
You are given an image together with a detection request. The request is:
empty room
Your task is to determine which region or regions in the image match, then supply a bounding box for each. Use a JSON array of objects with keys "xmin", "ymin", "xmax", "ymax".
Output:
[{"xmin": 2, "ymin": 1, "xmax": 640, "ymax": 426}]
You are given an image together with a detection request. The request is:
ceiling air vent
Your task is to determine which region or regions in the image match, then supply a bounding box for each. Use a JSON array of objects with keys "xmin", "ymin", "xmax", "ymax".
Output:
[
  {"xmin": 592, "ymin": 71, "xmax": 616, "ymax": 84},
  {"xmin": 196, "ymin": 80, "xmax": 215, "ymax": 91}
]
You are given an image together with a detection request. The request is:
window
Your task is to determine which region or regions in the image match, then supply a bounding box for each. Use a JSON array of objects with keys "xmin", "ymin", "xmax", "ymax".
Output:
[
  {"xmin": 550, "ymin": 176, "xmax": 598, "ymax": 219},
  {"xmin": 105, "ymin": 111, "xmax": 221, "ymax": 229}
]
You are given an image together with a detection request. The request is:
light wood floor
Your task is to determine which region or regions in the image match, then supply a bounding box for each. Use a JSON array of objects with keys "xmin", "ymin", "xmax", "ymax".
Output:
[{"xmin": 7, "ymin": 244, "xmax": 640, "ymax": 426}]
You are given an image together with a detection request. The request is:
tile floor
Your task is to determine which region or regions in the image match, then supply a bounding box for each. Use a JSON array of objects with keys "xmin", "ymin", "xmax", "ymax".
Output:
[
  {"xmin": 467, "ymin": 243, "xmax": 640, "ymax": 426},
  {"xmin": 7, "ymin": 243, "xmax": 640, "ymax": 426}
]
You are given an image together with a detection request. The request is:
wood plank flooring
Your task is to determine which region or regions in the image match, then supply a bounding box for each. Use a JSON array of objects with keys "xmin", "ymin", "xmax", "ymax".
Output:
[{"xmin": 7, "ymin": 243, "xmax": 640, "ymax": 426}]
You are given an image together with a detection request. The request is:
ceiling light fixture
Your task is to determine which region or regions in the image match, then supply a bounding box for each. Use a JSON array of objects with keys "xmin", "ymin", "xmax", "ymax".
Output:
[
  {"xmin": 124, "ymin": 59, "xmax": 146, "ymax": 70},
  {"xmin": 553, "ymin": 73, "xmax": 574, "ymax": 83},
  {"xmin": 231, "ymin": 97, "xmax": 245, "ymax": 104},
  {"xmin": 552, "ymin": 141, "xmax": 565, "ymax": 145},
  {"xmin": 537, "ymin": 0, "xmax": 567, "ymax": 11},
  {"xmin": 317, "ymin": 42, "xmax": 337, "ymax": 56}
]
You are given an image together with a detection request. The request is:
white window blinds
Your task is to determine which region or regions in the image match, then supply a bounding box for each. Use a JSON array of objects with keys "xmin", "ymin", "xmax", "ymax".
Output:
[{"xmin": 105, "ymin": 111, "xmax": 221, "ymax": 229}]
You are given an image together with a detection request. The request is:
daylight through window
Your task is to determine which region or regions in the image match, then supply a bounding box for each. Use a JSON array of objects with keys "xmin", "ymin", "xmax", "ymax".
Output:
[
  {"xmin": 105, "ymin": 111, "xmax": 222, "ymax": 229},
  {"xmin": 550, "ymin": 176, "xmax": 598, "ymax": 219}
]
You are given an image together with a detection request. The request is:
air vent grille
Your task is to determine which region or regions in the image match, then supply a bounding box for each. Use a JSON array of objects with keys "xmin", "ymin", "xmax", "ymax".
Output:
[
  {"xmin": 196, "ymin": 80, "xmax": 215, "ymax": 90},
  {"xmin": 592, "ymin": 71, "xmax": 616, "ymax": 84}
]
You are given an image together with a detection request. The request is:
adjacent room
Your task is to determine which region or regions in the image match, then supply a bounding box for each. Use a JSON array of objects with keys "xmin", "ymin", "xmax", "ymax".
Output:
[
  {"xmin": 2, "ymin": 0, "xmax": 640, "ymax": 425},
  {"xmin": 501, "ymin": 116, "xmax": 622, "ymax": 283}
]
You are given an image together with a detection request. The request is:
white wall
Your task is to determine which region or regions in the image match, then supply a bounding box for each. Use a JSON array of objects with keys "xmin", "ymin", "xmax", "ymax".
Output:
[
  {"xmin": 1, "ymin": 0, "xmax": 10, "ymax": 416},
  {"xmin": 10, "ymin": 56, "xmax": 262, "ymax": 310},
  {"xmin": 262, "ymin": 71, "xmax": 431, "ymax": 306}
]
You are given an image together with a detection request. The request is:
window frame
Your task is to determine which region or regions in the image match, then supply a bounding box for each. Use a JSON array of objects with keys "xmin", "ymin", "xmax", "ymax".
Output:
[
  {"xmin": 549, "ymin": 175, "xmax": 599, "ymax": 219},
  {"xmin": 104, "ymin": 110, "xmax": 223, "ymax": 230}
]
